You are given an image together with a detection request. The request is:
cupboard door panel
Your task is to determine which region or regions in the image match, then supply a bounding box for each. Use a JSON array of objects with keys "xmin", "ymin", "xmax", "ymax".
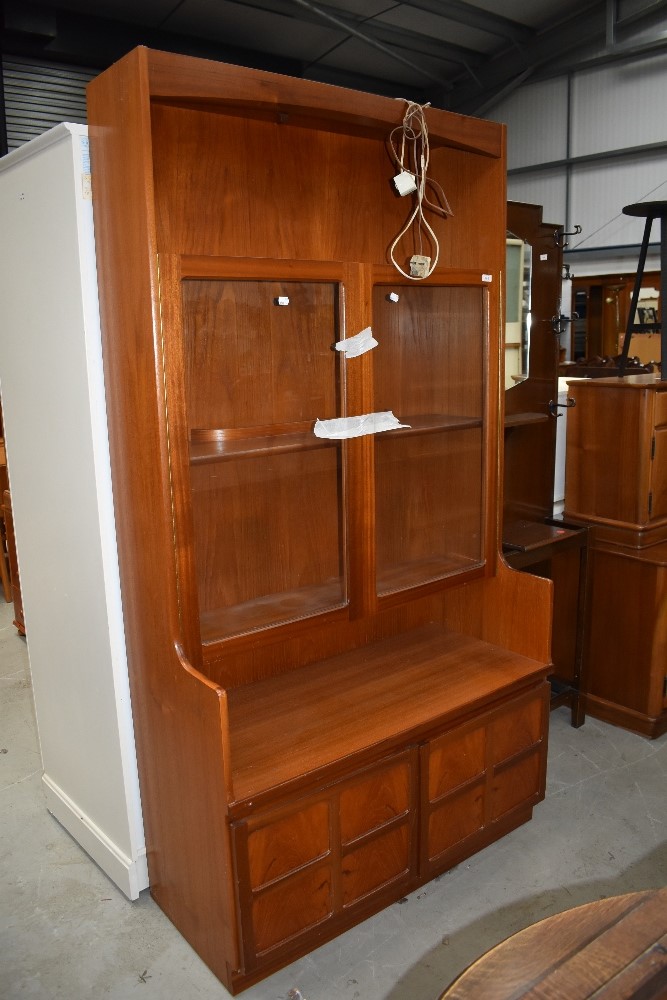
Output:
[
  {"xmin": 428, "ymin": 725, "xmax": 485, "ymax": 799},
  {"xmin": 342, "ymin": 824, "xmax": 410, "ymax": 905},
  {"xmin": 235, "ymin": 749, "xmax": 418, "ymax": 967},
  {"xmin": 339, "ymin": 758, "xmax": 410, "ymax": 843},
  {"xmin": 252, "ymin": 863, "xmax": 333, "ymax": 954},
  {"xmin": 491, "ymin": 750, "xmax": 542, "ymax": 820},
  {"xmin": 247, "ymin": 800, "xmax": 330, "ymax": 889},
  {"xmin": 182, "ymin": 274, "xmax": 347, "ymax": 640},
  {"xmin": 490, "ymin": 694, "xmax": 543, "ymax": 763},
  {"xmin": 423, "ymin": 687, "xmax": 548, "ymax": 876},
  {"xmin": 372, "ymin": 283, "xmax": 487, "ymax": 596},
  {"xmin": 427, "ymin": 781, "xmax": 485, "ymax": 860},
  {"xmin": 654, "ymin": 391, "xmax": 667, "ymax": 428}
]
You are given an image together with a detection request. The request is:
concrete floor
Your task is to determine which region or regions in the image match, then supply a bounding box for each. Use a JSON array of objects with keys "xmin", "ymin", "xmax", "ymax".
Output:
[{"xmin": 2, "ymin": 597, "xmax": 667, "ymax": 1000}]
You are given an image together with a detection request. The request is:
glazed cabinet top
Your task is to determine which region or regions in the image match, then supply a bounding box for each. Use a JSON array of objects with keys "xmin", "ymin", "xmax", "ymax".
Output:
[{"xmin": 88, "ymin": 47, "xmax": 507, "ymax": 683}]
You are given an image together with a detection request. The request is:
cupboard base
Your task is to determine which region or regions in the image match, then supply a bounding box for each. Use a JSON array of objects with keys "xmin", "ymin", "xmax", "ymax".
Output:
[{"xmin": 226, "ymin": 802, "xmax": 539, "ymax": 996}]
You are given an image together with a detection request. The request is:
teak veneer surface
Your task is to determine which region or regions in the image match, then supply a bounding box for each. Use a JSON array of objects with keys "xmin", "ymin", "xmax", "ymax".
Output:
[
  {"xmin": 228, "ymin": 623, "xmax": 546, "ymax": 803},
  {"xmin": 145, "ymin": 48, "xmax": 503, "ymax": 157}
]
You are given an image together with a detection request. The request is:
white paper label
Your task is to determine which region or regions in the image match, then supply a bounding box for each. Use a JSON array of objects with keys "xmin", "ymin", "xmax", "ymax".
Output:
[
  {"xmin": 314, "ymin": 411, "xmax": 410, "ymax": 439},
  {"xmin": 335, "ymin": 326, "xmax": 378, "ymax": 358}
]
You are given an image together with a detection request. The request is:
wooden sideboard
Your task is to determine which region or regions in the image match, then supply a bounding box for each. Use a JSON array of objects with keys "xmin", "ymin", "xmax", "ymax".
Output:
[
  {"xmin": 88, "ymin": 48, "xmax": 552, "ymax": 993},
  {"xmin": 565, "ymin": 375, "xmax": 667, "ymax": 736}
]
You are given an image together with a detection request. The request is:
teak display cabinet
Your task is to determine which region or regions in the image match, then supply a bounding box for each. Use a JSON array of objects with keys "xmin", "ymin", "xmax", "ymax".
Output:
[{"xmin": 88, "ymin": 48, "xmax": 552, "ymax": 993}]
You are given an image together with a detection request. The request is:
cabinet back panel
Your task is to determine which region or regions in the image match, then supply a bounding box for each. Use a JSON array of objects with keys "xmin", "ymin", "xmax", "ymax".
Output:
[
  {"xmin": 182, "ymin": 278, "xmax": 340, "ymax": 432},
  {"xmin": 375, "ymin": 428, "xmax": 484, "ymax": 588},
  {"xmin": 373, "ymin": 285, "xmax": 485, "ymax": 419},
  {"xmin": 150, "ymin": 104, "xmax": 499, "ymax": 270},
  {"xmin": 190, "ymin": 447, "xmax": 345, "ymax": 618}
]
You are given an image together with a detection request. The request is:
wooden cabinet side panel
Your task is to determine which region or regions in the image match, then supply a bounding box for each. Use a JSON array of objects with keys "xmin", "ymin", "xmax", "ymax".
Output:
[
  {"xmin": 88, "ymin": 54, "xmax": 240, "ymax": 986},
  {"xmin": 440, "ymin": 558, "xmax": 553, "ymax": 665}
]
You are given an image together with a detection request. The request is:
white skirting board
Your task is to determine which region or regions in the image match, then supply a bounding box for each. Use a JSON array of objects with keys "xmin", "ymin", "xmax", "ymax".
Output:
[{"xmin": 43, "ymin": 774, "xmax": 148, "ymax": 901}]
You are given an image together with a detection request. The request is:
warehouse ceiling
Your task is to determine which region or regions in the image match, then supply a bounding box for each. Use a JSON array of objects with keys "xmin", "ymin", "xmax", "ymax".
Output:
[{"xmin": 3, "ymin": 0, "xmax": 667, "ymax": 115}]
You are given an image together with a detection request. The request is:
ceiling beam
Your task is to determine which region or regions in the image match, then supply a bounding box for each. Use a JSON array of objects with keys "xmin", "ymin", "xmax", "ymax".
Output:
[
  {"xmin": 448, "ymin": 0, "xmax": 667, "ymax": 115},
  {"xmin": 398, "ymin": 0, "xmax": 534, "ymax": 43},
  {"xmin": 444, "ymin": 1, "xmax": 612, "ymax": 114},
  {"xmin": 285, "ymin": 0, "xmax": 453, "ymax": 86},
  {"xmin": 232, "ymin": 0, "xmax": 483, "ymax": 67}
]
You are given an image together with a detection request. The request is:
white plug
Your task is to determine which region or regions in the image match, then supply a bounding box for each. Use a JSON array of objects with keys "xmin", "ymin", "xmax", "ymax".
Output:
[
  {"xmin": 393, "ymin": 170, "xmax": 417, "ymax": 196},
  {"xmin": 409, "ymin": 254, "xmax": 431, "ymax": 278}
]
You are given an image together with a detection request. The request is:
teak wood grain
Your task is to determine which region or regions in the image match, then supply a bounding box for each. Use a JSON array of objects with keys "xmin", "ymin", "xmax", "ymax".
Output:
[
  {"xmin": 227, "ymin": 623, "xmax": 547, "ymax": 805},
  {"xmin": 88, "ymin": 46, "xmax": 551, "ymax": 993},
  {"xmin": 564, "ymin": 376, "xmax": 667, "ymax": 737},
  {"xmin": 566, "ymin": 376, "xmax": 667, "ymax": 535}
]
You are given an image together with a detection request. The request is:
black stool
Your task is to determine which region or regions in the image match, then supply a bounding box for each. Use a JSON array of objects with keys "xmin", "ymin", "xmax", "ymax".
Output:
[{"xmin": 619, "ymin": 200, "xmax": 666, "ymax": 379}]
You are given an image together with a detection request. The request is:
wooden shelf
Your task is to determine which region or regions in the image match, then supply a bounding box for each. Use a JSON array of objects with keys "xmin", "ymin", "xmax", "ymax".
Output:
[
  {"xmin": 190, "ymin": 414, "xmax": 482, "ymax": 463},
  {"xmin": 200, "ymin": 579, "xmax": 345, "ymax": 643},
  {"xmin": 190, "ymin": 423, "xmax": 335, "ymax": 464},
  {"xmin": 377, "ymin": 553, "xmax": 483, "ymax": 595},
  {"xmin": 227, "ymin": 623, "xmax": 546, "ymax": 803},
  {"xmin": 503, "ymin": 520, "xmax": 584, "ymax": 554},
  {"xmin": 504, "ymin": 411, "xmax": 549, "ymax": 429},
  {"xmin": 382, "ymin": 413, "xmax": 482, "ymax": 437}
]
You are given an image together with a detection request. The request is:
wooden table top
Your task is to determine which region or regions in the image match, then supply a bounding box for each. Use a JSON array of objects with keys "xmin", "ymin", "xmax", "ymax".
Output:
[{"xmin": 439, "ymin": 887, "xmax": 667, "ymax": 999}]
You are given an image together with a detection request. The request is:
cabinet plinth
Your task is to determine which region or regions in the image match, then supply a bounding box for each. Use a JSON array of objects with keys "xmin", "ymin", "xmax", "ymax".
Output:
[{"xmin": 88, "ymin": 47, "xmax": 552, "ymax": 993}]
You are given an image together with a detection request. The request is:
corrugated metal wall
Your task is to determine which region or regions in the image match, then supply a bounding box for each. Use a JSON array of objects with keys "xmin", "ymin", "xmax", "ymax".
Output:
[
  {"xmin": 2, "ymin": 56, "xmax": 97, "ymax": 151},
  {"xmin": 489, "ymin": 51, "xmax": 667, "ymax": 272}
]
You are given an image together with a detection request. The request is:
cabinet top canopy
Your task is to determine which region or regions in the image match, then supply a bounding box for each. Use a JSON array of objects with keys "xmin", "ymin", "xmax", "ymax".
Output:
[{"xmin": 88, "ymin": 45, "xmax": 505, "ymax": 160}]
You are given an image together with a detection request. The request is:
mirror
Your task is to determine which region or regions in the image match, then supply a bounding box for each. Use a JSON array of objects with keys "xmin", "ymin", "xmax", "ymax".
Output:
[{"xmin": 505, "ymin": 237, "xmax": 532, "ymax": 388}]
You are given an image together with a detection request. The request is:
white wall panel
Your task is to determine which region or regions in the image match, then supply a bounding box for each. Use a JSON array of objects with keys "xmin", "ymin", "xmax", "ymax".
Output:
[
  {"xmin": 507, "ymin": 170, "xmax": 568, "ymax": 228},
  {"xmin": 487, "ymin": 77, "xmax": 569, "ymax": 170},
  {"xmin": 569, "ymin": 153, "xmax": 667, "ymax": 250},
  {"xmin": 571, "ymin": 53, "xmax": 667, "ymax": 157}
]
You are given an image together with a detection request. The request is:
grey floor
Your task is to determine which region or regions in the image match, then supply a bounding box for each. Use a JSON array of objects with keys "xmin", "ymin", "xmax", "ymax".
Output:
[{"xmin": 2, "ymin": 597, "xmax": 667, "ymax": 1000}]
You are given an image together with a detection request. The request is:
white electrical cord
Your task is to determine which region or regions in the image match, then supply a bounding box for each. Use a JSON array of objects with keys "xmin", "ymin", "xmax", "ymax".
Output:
[{"xmin": 388, "ymin": 101, "xmax": 453, "ymax": 280}]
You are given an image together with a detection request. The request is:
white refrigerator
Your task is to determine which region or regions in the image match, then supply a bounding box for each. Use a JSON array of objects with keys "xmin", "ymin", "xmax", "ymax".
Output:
[{"xmin": 0, "ymin": 123, "xmax": 147, "ymax": 899}]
